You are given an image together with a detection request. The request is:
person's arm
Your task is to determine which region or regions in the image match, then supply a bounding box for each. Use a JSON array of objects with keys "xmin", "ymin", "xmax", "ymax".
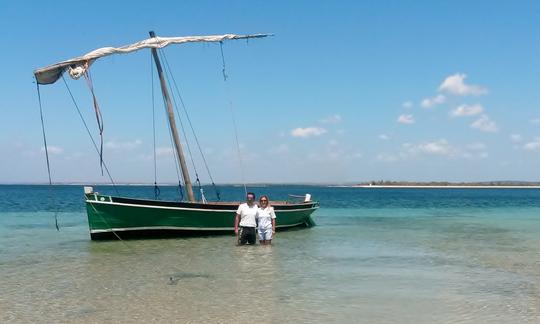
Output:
[
  {"xmin": 271, "ymin": 208, "xmax": 276, "ymax": 234},
  {"xmin": 234, "ymin": 204, "xmax": 243, "ymax": 235},
  {"xmin": 234, "ymin": 213, "xmax": 240, "ymax": 235}
]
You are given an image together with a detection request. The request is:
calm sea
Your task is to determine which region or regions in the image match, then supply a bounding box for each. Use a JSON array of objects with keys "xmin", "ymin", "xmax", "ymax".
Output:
[{"xmin": 1, "ymin": 185, "xmax": 540, "ymax": 323}]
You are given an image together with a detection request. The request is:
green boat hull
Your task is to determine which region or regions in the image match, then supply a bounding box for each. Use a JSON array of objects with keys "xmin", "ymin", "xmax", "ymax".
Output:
[{"xmin": 85, "ymin": 193, "xmax": 318, "ymax": 240}]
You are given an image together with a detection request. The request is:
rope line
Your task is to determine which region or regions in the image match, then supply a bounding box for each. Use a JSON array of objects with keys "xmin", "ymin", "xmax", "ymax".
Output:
[
  {"xmin": 164, "ymin": 114, "xmax": 184, "ymax": 200},
  {"xmin": 151, "ymin": 52, "xmax": 160, "ymax": 200},
  {"xmin": 61, "ymin": 76, "xmax": 119, "ymax": 195},
  {"xmin": 154, "ymin": 56, "xmax": 186, "ymax": 200},
  {"xmin": 36, "ymin": 84, "xmax": 52, "ymax": 185},
  {"xmin": 149, "ymin": 35, "xmax": 183, "ymax": 200},
  {"xmin": 220, "ymin": 42, "xmax": 247, "ymax": 196},
  {"xmin": 82, "ymin": 71, "xmax": 105, "ymax": 176},
  {"xmin": 88, "ymin": 200, "xmax": 126, "ymax": 242},
  {"xmin": 160, "ymin": 49, "xmax": 221, "ymax": 201},
  {"xmin": 219, "ymin": 41, "xmax": 228, "ymax": 81},
  {"xmin": 163, "ymin": 91, "xmax": 184, "ymax": 188},
  {"xmin": 158, "ymin": 49, "xmax": 202, "ymax": 200},
  {"xmin": 36, "ymin": 82, "xmax": 59, "ymax": 231}
]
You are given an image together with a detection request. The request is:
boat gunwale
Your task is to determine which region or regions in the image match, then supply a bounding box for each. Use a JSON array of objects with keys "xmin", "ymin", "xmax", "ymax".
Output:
[{"xmin": 86, "ymin": 194, "xmax": 319, "ymax": 212}]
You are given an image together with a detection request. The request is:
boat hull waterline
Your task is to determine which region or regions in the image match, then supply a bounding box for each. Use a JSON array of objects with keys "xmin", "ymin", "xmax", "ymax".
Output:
[{"xmin": 85, "ymin": 194, "xmax": 319, "ymax": 239}]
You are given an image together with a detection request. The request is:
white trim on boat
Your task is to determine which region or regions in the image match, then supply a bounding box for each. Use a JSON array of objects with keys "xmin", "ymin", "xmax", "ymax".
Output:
[
  {"xmin": 90, "ymin": 222, "xmax": 305, "ymax": 234},
  {"xmin": 86, "ymin": 199, "xmax": 318, "ymax": 213}
]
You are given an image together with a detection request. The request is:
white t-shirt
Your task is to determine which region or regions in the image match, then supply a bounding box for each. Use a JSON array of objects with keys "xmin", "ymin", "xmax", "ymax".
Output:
[
  {"xmin": 257, "ymin": 206, "xmax": 276, "ymax": 229},
  {"xmin": 236, "ymin": 203, "xmax": 258, "ymax": 227}
]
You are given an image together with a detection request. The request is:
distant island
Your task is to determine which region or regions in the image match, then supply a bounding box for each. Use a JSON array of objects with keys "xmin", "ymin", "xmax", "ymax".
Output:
[
  {"xmin": 342, "ymin": 181, "xmax": 540, "ymax": 188},
  {"xmin": 2, "ymin": 181, "xmax": 540, "ymax": 188}
]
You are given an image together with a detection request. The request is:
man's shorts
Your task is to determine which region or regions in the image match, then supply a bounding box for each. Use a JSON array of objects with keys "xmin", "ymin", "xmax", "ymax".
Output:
[
  {"xmin": 257, "ymin": 227, "xmax": 273, "ymax": 241},
  {"xmin": 238, "ymin": 226, "xmax": 256, "ymax": 245}
]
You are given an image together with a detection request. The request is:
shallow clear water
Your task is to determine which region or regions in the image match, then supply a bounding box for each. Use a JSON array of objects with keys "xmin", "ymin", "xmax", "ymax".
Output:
[{"xmin": 1, "ymin": 185, "xmax": 540, "ymax": 323}]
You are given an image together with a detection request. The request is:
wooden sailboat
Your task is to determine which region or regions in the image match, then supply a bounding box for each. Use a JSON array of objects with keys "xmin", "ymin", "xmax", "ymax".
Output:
[{"xmin": 34, "ymin": 31, "xmax": 319, "ymax": 239}]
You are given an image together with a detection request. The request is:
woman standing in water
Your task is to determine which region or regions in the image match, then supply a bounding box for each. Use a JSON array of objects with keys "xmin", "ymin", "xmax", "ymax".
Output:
[{"xmin": 257, "ymin": 195, "xmax": 276, "ymax": 245}]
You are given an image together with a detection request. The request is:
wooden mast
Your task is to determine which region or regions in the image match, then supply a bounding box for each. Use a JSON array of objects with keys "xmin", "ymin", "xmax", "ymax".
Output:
[{"xmin": 149, "ymin": 31, "xmax": 196, "ymax": 202}]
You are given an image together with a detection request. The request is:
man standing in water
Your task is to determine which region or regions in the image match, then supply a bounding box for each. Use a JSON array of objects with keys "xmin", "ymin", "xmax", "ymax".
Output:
[{"xmin": 234, "ymin": 192, "xmax": 258, "ymax": 245}]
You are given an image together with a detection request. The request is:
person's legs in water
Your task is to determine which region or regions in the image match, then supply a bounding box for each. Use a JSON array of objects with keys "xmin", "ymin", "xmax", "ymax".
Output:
[
  {"xmin": 239, "ymin": 226, "xmax": 256, "ymax": 245},
  {"xmin": 258, "ymin": 227, "xmax": 265, "ymax": 245},
  {"xmin": 258, "ymin": 227, "xmax": 272, "ymax": 245},
  {"xmin": 246, "ymin": 227, "xmax": 256, "ymax": 244}
]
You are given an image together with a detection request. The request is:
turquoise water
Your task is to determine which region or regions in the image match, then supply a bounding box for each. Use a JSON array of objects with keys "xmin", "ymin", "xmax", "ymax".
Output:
[{"xmin": 1, "ymin": 185, "xmax": 540, "ymax": 323}]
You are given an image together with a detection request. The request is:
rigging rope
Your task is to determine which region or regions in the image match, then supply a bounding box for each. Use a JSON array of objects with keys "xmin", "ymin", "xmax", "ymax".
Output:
[
  {"xmin": 158, "ymin": 49, "xmax": 202, "ymax": 201},
  {"xmin": 160, "ymin": 49, "xmax": 221, "ymax": 201},
  {"xmin": 82, "ymin": 71, "xmax": 105, "ymax": 176},
  {"xmin": 163, "ymin": 94, "xmax": 185, "ymax": 199},
  {"xmin": 151, "ymin": 52, "xmax": 160, "ymax": 200},
  {"xmin": 148, "ymin": 35, "xmax": 185, "ymax": 201},
  {"xmin": 220, "ymin": 41, "xmax": 247, "ymax": 196},
  {"xmin": 61, "ymin": 76, "xmax": 119, "ymax": 195},
  {"xmin": 165, "ymin": 115, "xmax": 185, "ymax": 200},
  {"xmin": 155, "ymin": 60, "xmax": 186, "ymax": 201},
  {"xmin": 36, "ymin": 82, "xmax": 59, "ymax": 231}
]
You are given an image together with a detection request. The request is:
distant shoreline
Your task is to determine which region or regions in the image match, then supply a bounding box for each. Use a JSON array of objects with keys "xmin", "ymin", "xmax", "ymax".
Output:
[
  {"xmin": 2, "ymin": 182, "xmax": 540, "ymax": 188},
  {"xmin": 332, "ymin": 185, "xmax": 540, "ymax": 189}
]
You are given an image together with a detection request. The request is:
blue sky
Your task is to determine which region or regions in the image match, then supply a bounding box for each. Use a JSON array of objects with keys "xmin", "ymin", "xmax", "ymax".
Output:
[{"xmin": 1, "ymin": 0, "xmax": 539, "ymax": 184}]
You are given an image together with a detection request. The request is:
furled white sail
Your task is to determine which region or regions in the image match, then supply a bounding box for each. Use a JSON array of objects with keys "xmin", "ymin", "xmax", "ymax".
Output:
[{"xmin": 34, "ymin": 33, "xmax": 270, "ymax": 85}]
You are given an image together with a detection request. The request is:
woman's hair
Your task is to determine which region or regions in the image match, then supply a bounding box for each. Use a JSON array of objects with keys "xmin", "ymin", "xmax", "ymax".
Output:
[{"xmin": 259, "ymin": 195, "xmax": 271, "ymax": 207}]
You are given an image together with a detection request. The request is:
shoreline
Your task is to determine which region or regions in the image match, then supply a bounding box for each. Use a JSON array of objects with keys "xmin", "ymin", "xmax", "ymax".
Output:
[
  {"xmin": 331, "ymin": 185, "xmax": 540, "ymax": 189},
  {"xmin": 2, "ymin": 183, "xmax": 540, "ymax": 188}
]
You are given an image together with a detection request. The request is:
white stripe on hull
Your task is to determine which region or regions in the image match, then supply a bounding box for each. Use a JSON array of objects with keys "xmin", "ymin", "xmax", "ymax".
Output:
[
  {"xmin": 90, "ymin": 222, "xmax": 307, "ymax": 234},
  {"xmin": 87, "ymin": 199, "xmax": 318, "ymax": 213}
]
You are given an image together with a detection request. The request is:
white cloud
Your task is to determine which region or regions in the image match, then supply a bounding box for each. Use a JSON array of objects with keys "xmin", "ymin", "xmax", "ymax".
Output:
[
  {"xmin": 397, "ymin": 114, "xmax": 415, "ymax": 124},
  {"xmin": 530, "ymin": 118, "xmax": 540, "ymax": 125},
  {"xmin": 64, "ymin": 152, "xmax": 84, "ymax": 161},
  {"xmin": 523, "ymin": 138, "xmax": 540, "ymax": 151},
  {"xmin": 376, "ymin": 153, "xmax": 399, "ymax": 162},
  {"xmin": 203, "ymin": 147, "xmax": 215, "ymax": 155},
  {"xmin": 466, "ymin": 142, "xmax": 487, "ymax": 151},
  {"xmin": 377, "ymin": 139, "xmax": 488, "ymax": 162},
  {"xmin": 470, "ymin": 115, "xmax": 498, "ymax": 132},
  {"xmin": 379, "ymin": 134, "xmax": 390, "ymax": 140},
  {"xmin": 406, "ymin": 139, "xmax": 458, "ymax": 157},
  {"xmin": 510, "ymin": 134, "xmax": 523, "ymax": 143},
  {"xmin": 155, "ymin": 147, "xmax": 174, "ymax": 156},
  {"xmin": 291, "ymin": 127, "xmax": 327, "ymax": 138},
  {"xmin": 105, "ymin": 139, "xmax": 142, "ymax": 150},
  {"xmin": 402, "ymin": 101, "xmax": 413, "ymax": 108},
  {"xmin": 319, "ymin": 114, "xmax": 342, "ymax": 124},
  {"xmin": 269, "ymin": 144, "xmax": 289, "ymax": 154},
  {"xmin": 41, "ymin": 146, "xmax": 64, "ymax": 155},
  {"xmin": 450, "ymin": 104, "xmax": 484, "ymax": 117},
  {"xmin": 438, "ymin": 73, "xmax": 488, "ymax": 96},
  {"xmin": 420, "ymin": 94, "xmax": 446, "ymax": 108}
]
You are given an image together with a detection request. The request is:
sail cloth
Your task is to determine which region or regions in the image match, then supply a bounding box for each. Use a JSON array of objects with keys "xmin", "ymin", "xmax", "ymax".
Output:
[{"xmin": 34, "ymin": 34, "xmax": 271, "ymax": 85}]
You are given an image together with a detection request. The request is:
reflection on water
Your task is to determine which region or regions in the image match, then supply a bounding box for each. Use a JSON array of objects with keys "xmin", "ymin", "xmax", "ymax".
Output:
[{"xmin": 1, "ymin": 186, "xmax": 540, "ymax": 323}]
